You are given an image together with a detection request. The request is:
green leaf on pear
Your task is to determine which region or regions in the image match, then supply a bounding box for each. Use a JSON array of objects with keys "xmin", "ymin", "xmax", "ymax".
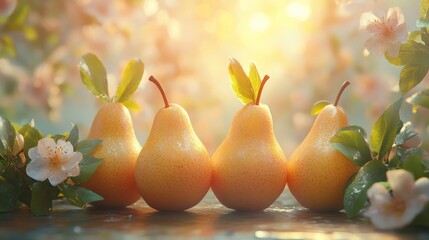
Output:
[
  {"xmin": 311, "ymin": 100, "xmax": 331, "ymax": 115},
  {"xmin": 116, "ymin": 58, "xmax": 144, "ymax": 103},
  {"xmin": 249, "ymin": 63, "xmax": 261, "ymax": 103},
  {"xmin": 58, "ymin": 184, "xmax": 103, "ymax": 208},
  {"xmin": 79, "ymin": 53, "xmax": 110, "ymax": 102},
  {"xmin": 370, "ymin": 98, "xmax": 403, "ymax": 161},
  {"xmin": 399, "ymin": 64, "xmax": 429, "ymax": 95},
  {"xmin": 228, "ymin": 58, "xmax": 254, "ymax": 104},
  {"xmin": 330, "ymin": 128, "xmax": 372, "ymax": 167},
  {"xmin": 344, "ymin": 160, "xmax": 387, "ymax": 218},
  {"xmin": 30, "ymin": 181, "xmax": 54, "ymax": 216},
  {"xmin": 122, "ymin": 99, "xmax": 141, "ymax": 112}
]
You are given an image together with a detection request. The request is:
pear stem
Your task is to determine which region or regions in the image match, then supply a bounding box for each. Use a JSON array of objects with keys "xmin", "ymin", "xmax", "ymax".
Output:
[
  {"xmin": 255, "ymin": 75, "xmax": 270, "ymax": 105},
  {"xmin": 149, "ymin": 75, "xmax": 170, "ymax": 108},
  {"xmin": 334, "ymin": 81, "xmax": 350, "ymax": 107}
]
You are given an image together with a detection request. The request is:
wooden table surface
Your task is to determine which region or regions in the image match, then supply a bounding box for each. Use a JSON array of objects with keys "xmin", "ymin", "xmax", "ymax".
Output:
[{"xmin": 1, "ymin": 189, "xmax": 428, "ymax": 240}]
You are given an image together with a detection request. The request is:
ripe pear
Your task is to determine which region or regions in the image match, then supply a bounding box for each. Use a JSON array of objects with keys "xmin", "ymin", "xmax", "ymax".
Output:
[
  {"xmin": 81, "ymin": 103, "xmax": 141, "ymax": 207},
  {"xmin": 212, "ymin": 76, "xmax": 287, "ymax": 211},
  {"xmin": 135, "ymin": 76, "xmax": 212, "ymax": 211},
  {"xmin": 287, "ymin": 81, "xmax": 359, "ymax": 211}
]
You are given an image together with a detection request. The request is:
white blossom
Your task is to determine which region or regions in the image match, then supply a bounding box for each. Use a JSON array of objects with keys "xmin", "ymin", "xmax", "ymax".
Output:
[
  {"xmin": 26, "ymin": 137, "xmax": 82, "ymax": 186},
  {"xmin": 365, "ymin": 169, "xmax": 429, "ymax": 230}
]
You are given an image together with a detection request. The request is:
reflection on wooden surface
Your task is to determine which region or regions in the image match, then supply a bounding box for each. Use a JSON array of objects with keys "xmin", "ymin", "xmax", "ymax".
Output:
[{"xmin": 0, "ymin": 190, "xmax": 428, "ymax": 239}]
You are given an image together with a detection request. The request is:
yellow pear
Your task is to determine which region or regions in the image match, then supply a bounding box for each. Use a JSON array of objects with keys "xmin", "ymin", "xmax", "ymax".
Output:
[
  {"xmin": 81, "ymin": 103, "xmax": 141, "ymax": 207},
  {"xmin": 212, "ymin": 75, "xmax": 287, "ymax": 211},
  {"xmin": 135, "ymin": 76, "xmax": 212, "ymax": 211},
  {"xmin": 287, "ymin": 82, "xmax": 359, "ymax": 211}
]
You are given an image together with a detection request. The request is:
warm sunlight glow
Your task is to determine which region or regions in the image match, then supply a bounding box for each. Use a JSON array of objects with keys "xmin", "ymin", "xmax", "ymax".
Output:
[
  {"xmin": 286, "ymin": 1, "xmax": 311, "ymax": 21},
  {"xmin": 250, "ymin": 12, "xmax": 270, "ymax": 32}
]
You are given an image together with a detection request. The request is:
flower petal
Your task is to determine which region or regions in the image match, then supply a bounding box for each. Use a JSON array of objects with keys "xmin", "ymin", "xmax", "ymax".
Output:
[
  {"xmin": 386, "ymin": 42, "xmax": 401, "ymax": 58},
  {"xmin": 415, "ymin": 177, "xmax": 429, "ymax": 200},
  {"xmin": 386, "ymin": 7, "xmax": 400, "ymax": 31},
  {"xmin": 37, "ymin": 137, "xmax": 57, "ymax": 159},
  {"xmin": 61, "ymin": 152, "xmax": 83, "ymax": 172},
  {"xmin": 360, "ymin": 12, "xmax": 380, "ymax": 32},
  {"xmin": 67, "ymin": 165, "xmax": 80, "ymax": 177},
  {"xmin": 392, "ymin": 23, "xmax": 408, "ymax": 43},
  {"xmin": 26, "ymin": 160, "xmax": 51, "ymax": 182},
  {"xmin": 48, "ymin": 169, "xmax": 68, "ymax": 186},
  {"xmin": 28, "ymin": 147, "xmax": 46, "ymax": 164},
  {"xmin": 56, "ymin": 139, "xmax": 74, "ymax": 160},
  {"xmin": 387, "ymin": 169, "xmax": 415, "ymax": 200},
  {"xmin": 388, "ymin": 7, "xmax": 405, "ymax": 26},
  {"xmin": 367, "ymin": 183, "xmax": 391, "ymax": 208},
  {"xmin": 364, "ymin": 34, "xmax": 388, "ymax": 55}
]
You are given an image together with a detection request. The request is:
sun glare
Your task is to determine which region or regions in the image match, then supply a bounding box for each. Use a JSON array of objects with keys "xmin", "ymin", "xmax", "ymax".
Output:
[
  {"xmin": 250, "ymin": 12, "xmax": 270, "ymax": 32},
  {"xmin": 286, "ymin": 1, "xmax": 311, "ymax": 21}
]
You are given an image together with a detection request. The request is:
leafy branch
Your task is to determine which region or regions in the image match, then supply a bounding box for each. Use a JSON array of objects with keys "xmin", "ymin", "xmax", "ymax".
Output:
[{"xmin": 0, "ymin": 115, "xmax": 103, "ymax": 215}]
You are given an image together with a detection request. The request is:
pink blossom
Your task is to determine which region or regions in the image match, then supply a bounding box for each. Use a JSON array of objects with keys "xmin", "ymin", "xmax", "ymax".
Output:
[{"xmin": 360, "ymin": 7, "xmax": 408, "ymax": 57}]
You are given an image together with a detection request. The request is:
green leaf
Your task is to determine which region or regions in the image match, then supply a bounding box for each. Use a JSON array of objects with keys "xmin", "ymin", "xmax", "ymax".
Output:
[
  {"xmin": 402, "ymin": 152, "xmax": 425, "ymax": 179},
  {"xmin": 407, "ymin": 89, "xmax": 429, "ymax": 109},
  {"xmin": 67, "ymin": 125, "xmax": 79, "ymax": 149},
  {"xmin": 76, "ymin": 139, "xmax": 102, "ymax": 156},
  {"xmin": 311, "ymin": 100, "xmax": 331, "ymax": 115},
  {"xmin": 30, "ymin": 182, "xmax": 53, "ymax": 216},
  {"xmin": 344, "ymin": 160, "xmax": 387, "ymax": 218},
  {"xmin": 0, "ymin": 114, "xmax": 16, "ymax": 156},
  {"xmin": 370, "ymin": 98, "xmax": 403, "ymax": 161},
  {"xmin": 73, "ymin": 139, "xmax": 103, "ymax": 184},
  {"xmin": 58, "ymin": 184, "xmax": 103, "ymax": 208},
  {"xmin": 72, "ymin": 156, "xmax": 103, "ymax": 184},
  {"xmin": 414, "ymin": 205, "xmax": 429, "ymax": 227},
  {"xmin": 330, "ymin": 128, "xmax": 372, "ymax": 167},
  {"xmin": 409, "ymin": 31, "xmax": 422, "ymax": 41},
  {"xmin": 249, "ymin": 63, "xmax": 261, "ymax": 103},
  {"xmin": 228, "ymin": 58, "xmax": 254, "ymax": 104},
  {"xmin": 2, "ymin": 1, "xmax": 29, "ymax": 31},
  {"xmin": 0, "ymin": 36, "xmax": 16, "ymax": 57},
  {"xmin": 122, "ymin": 99, "xmax": 141, "ymax": 112},
  {"xmin": 0, "ymin": 178, "xmax": 20, "ymax": 212},
  {"xmin": 421, "ymin": 0, "xmax": 429, "ymax": 21},
  {"xmin": 340, "ymin": 125, "xmax": 368, "ymax": 138},
  {"xmin": 79, "ymin": 53, "xmax": 110, "ymax": 102},
  {"xmin": 18, "ymin": 124, "xmax": 42, "ymax": 164},
  {"xmin": 116, "ymin": 58, "xmax": 144, "ymax": 103},
  {"xmin": 395, "ymin": 122, "xmax": 418, "ymax": 146},
  {"xmin": 399, "ymin": 64, "xmax": 429, "ymax": 95},
  {"xmin": 385, "ymin": 41, "xmax": 429, "ymax": 66}
]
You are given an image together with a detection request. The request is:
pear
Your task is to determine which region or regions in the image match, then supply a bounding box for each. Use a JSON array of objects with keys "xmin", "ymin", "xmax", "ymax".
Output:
[
  {"xmin": 287, "ymin": 81, "xmax": 359, "ymax": 211},
  {"xmin": 81, "ymin": 103, "xmax": 142, "ymax": 207},
  {"xmin": 135, "ymin": 76, "xmax": 212, "ymax": 211},
  {"xmin": 212, "ymin": 74, "xmax": 287, "ymax": 211}
]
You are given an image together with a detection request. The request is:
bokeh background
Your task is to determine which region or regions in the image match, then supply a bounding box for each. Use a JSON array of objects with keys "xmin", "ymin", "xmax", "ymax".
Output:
[{"xmin": 0, "ymin": 0, "xmax": 428, "ymax": 156}]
